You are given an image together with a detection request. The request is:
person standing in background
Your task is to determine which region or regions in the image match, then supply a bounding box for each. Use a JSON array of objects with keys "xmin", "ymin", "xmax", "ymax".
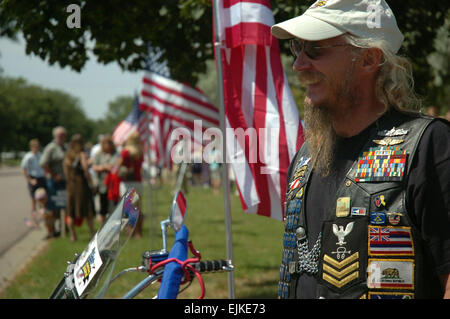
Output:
[
  {"xmin": 63, "ymin": 134, "xmax": 96, "ymax": 242},
  {"xmin": 116, "ymin": 131, "xmax": 144, "ymax": 238},
  {"xmin": 92, "ymin": 134, "xmax": 118, "ymax": 226},
  {"xmin": 39, "ymin": 126, "xmax": 67, "ymax": 237},
  {"xmin": 21, "ymin": 138, "xmax": 47, "ymax": 228}
]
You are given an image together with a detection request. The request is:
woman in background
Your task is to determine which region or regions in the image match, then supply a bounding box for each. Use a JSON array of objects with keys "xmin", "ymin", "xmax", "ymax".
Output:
[{"xmin": 63, "ymin": 134, "xmax": 95, "ymax": 242}]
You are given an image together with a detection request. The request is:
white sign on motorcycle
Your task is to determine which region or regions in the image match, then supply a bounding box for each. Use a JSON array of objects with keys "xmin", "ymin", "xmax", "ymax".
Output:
[{"xmin": 73, "ymin": 234, "xmax": 103, "ymax": 296}]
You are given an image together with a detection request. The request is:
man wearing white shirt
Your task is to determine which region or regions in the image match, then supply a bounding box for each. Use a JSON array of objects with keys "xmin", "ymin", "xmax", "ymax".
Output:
[{"xmin": 21, "ymin": 138, "xmax": 47, "ymax": 222}]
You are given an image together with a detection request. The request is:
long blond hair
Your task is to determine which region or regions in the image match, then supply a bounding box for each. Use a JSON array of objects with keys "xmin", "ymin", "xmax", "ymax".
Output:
[
  {"xmin": 65, "ymin": 134, "xmax": 84, "ymax": 164},
  {"xmin": 124, "ymin": 131, "xmax": 143, "ymax": 159},
  {"xmin": 344, "ymin": 34, "xmax": 422, "ymax": 112}
]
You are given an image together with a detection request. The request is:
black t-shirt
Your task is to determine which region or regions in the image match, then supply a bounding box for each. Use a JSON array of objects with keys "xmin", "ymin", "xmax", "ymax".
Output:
[{"xmin": 290, "ymin": 118, "xmax": 450, "ymax": 299}]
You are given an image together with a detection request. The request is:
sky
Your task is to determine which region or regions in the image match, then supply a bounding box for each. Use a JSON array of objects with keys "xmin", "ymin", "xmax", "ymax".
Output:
[{"xmin": 0, "ymin": 34, "xmax": 144, "ymax": 120}]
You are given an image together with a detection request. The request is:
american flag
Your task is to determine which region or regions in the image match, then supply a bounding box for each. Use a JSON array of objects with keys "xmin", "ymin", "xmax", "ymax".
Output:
[
  {"xmin": 112, "ymin": 94, "xmax": 146, "ymax": 147},
  {"xmin": 214, "ymin": 0, "xmax": 304, "ymax": 220},
  {"xmin": 139, "ymin": 71, "xmax": 219, "ymax": 167}
]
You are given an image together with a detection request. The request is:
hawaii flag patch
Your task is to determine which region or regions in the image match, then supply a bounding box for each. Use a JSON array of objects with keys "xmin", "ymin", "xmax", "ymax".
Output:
[{"xmin": 368, "ymin": 226, "xmax": 414, "ymax": 256}]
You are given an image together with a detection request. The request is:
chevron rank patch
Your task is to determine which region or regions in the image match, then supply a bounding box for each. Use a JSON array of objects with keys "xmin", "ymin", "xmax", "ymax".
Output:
[
  {"xmin": 354, "ymin": 146, "xmax": 407, "ymax": 182},
  {"xmin": 367, "ymin": 259, "xmax": 414, "ymax": 290},
  {"xmin": 319, "ymin": 218, "xmax": 368, "ymax": 291}
]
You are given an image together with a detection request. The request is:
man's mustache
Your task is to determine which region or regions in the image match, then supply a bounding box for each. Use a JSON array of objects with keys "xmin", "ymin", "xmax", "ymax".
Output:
[{"xmin": 296, "ymin": 71, "xmax": 324, "ymax": 86}]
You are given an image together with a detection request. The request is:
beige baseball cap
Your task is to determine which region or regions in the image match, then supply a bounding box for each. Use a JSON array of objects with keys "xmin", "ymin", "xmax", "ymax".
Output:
[{"xmin": 271, "ymin": 0, "xmax": 404, "ymax": 53}]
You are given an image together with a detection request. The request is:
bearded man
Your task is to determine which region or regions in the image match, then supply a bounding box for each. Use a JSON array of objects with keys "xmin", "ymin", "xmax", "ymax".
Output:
[{"xmin": 272, "ymin": 0, "xmax": 449, "ymax": 299}]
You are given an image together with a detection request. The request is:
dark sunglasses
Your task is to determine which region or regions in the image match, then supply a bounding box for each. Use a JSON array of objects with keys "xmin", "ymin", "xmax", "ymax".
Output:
[{"xmin": 289, "ymin": 38, "xmax": 350, "ymax": 60}]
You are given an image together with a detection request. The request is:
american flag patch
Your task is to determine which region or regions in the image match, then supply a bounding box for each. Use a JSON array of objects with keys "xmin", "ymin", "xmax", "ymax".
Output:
[
  {"xmin": 369, "ymin": 226, "xmax": 414, "ymax": 256},
  {"xmin": 351, "ymin": 207, "xmax": 367, "ymax": 216}
]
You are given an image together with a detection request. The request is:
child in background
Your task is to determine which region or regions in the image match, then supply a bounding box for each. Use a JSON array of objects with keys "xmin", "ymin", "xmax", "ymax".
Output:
[{"xmin": 34, "ymin": 187, "xmax": 56, "ymax": 239}]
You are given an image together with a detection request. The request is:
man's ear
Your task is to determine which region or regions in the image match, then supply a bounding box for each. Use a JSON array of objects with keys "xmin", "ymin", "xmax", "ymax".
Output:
[{"xmin": 361, "ymin": 47, "xmax": 383, "ymax": 74}]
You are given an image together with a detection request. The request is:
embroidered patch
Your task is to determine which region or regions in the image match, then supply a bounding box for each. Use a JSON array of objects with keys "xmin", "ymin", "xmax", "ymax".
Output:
[
  {"xmin": 287, "ymin": 156, "xmax": 310, "ymax": 201},
  {"xmin": 323, "ymin": 252, "xmax": 359, "ymax": 288},
  {"xmin": 370, "ymin": 211, "xmax": 386, "ymax": 225},
  {"xmin": 367, "ymin": 259, "xmax": 414, "ymax": 290},
  {"xmin": 368, "ymin": 226, "xmax": 414, "ymax": 256},
  {"xmin": 295, "ymin": 156, "xmax": 311, "ymax": 171},
  {"xmin": 368, "ymin": 292, "xmax": 414, "ymax": 299},
  {"xmin": 292, "ymin": 157, "xmax": 310, "ymax": 182},
  {"xmin": 286, "ymin": 180, "xmax": 302, "ymax": 201},
  {"xmin": 336, "ymin": 197, "xmax": 350, "ymax": 217},
  {"xmin": 319, "ymin": 218, "xmax": 367, "ymax": 291},
  {"xmin": 295, "ymin": 187, "xmax": 304, "ymax": 198},
  {"xmin": 387, "ymin": 212, "xmax": 403, "ymax": 225},
  {"xmin": 374, "ymin": 195, "xmax": 386, "ymax": 208},
  {"xmin": 293, "ymin": 166, "xmax": 308, "ymax": 180},
  {"xmin": 351, "ymin": 207, "xmax": 367, "ymax": 216},
  {"xmin": 289, "ymin": 178, "xmax": 300, "ymax": 190},
  {"xmin": 354, "ymin": 146, "xmax": 407, "ymax": 182}
]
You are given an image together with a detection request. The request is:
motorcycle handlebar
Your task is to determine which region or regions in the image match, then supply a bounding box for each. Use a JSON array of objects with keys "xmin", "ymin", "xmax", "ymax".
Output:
[{"xmin": 190, "ymin": 260, "xmax": 231, "ymax": 273}]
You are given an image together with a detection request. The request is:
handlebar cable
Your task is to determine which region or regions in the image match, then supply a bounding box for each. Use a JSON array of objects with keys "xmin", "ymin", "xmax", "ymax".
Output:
[{"xmin": 148, "ymin": 241, "xmax": 206, "ymax": 299}]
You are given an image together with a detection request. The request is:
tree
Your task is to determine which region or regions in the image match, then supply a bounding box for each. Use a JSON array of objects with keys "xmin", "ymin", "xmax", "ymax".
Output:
[
  {"xmin": 426, "ymin": 13, "xmax": 450, "ymax": 114},
  {"xmin": 1, "ymin": 1, "xmax": 448, "ymax": 106},
  {"xmin": 90, "ymin": 95, "xmax": 135, "ymax": 139},
  {"xmin": 0, "ymin": 75, "xmax": 95, "ymax": 152}
]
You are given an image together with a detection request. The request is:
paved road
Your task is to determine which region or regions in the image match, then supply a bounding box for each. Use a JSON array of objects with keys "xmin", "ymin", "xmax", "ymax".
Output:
[
  {"xmin": 0, "ymin": 165, "xmax": 48, "ymax": 293},
  {"xmin": 0, "ymin": 166, "xmax": 32, "ymax": 255}
]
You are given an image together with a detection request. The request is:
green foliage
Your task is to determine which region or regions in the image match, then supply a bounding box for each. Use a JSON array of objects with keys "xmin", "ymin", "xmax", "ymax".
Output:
[
  {"xmin": 90, "ymin": 95, "xmax": 135, "ymax": 139},
  {"xmin": 426, "ymin": 13, "xmax": 450, "ymax": 114},
  {"xmin": 0, "ymin": 75, "xmax": 95, "ymax": 152}
]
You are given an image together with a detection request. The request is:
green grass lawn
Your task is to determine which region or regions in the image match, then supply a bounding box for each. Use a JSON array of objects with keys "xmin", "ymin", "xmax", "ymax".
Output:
[{"xmin": 1, "ymin": 182, "xmax": 284, "ymax": 299}]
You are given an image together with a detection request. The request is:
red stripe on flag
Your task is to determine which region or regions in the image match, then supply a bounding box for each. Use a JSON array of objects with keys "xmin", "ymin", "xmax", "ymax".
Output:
[
  {"xmin": 223, "ymin": 0, "xmax": 271, "ymax": 9},
  {"xmin": 140, "ymin": 90, "xmax": 219, "ymax": 127},
  {"xmin": 225, "ymin": 22, "xmax": 272, "ymax": 47},
  {"xmin": 252, "ymin": 45, "xmax": 271, "ymax": 217},
  {"xmin": 142, "ymin": 77, "xmax": 218, "ymax": 113}
]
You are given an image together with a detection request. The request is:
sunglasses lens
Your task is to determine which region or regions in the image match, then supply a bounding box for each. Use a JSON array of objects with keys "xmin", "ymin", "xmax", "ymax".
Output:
[
  {"xmin": 289, "ymin": 39, "xmax": 299, "ymax": 57},
  {"xmin": 290, "ymin": 40, "xmax": 318, "ymax": 59},
  {"xmin": 304, "ymin": 42, "xmax": 318, "ymax": 59}
]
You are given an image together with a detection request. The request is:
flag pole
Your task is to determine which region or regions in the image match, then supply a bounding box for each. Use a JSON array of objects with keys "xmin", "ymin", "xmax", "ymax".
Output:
[{"xmin": 212, "ymin": 0, "xmax": 235, "ymax": 299}]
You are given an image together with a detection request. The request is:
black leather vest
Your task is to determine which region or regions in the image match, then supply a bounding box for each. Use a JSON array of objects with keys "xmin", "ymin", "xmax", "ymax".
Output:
[{"xmin": 279, "ymin": 111, "xmax": 436, "ymax": 299}]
